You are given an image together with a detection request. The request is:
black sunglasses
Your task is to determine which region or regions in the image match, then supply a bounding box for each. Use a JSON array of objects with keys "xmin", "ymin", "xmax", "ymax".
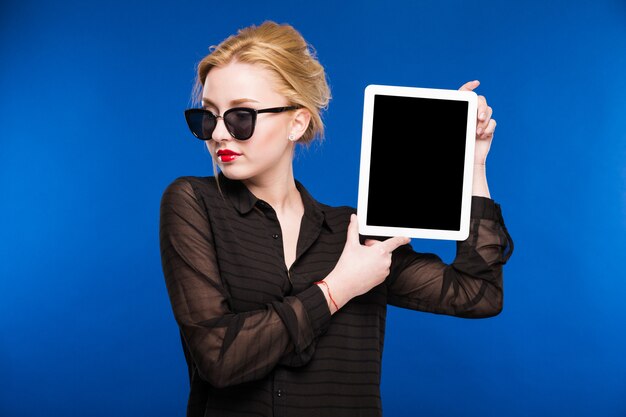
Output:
[{"xmin": 184, "ymin": 106, "xmax": 300, "ymax": 141}]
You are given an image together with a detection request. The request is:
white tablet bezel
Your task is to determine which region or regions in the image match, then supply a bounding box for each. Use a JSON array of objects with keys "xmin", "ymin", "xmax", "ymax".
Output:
[{"xmin": 357, "ymin": 84, "xmax": 478, "ymax": 241}]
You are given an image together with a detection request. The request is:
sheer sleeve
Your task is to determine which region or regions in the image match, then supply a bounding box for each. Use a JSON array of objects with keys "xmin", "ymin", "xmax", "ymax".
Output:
[
  {"xmin": 386, "ymin": 196, "xmax": 514, "ymax": 318},
  {"xmin": 159, "ymin": 178, "xmax": 330, "ymax": 389}
]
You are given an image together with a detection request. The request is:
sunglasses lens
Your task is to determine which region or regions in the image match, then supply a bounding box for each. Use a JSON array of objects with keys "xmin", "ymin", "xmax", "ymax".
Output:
[
  {"xmin": 225, "ymin": 109, "xmax": 255, "ymax": 140},
  {"xmin": 185, "ymin": 110, "xmax": 216, "ymax": 140}
]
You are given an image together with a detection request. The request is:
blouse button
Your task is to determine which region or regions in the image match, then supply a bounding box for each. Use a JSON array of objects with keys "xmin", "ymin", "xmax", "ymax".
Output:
[
  {"xmin": 272, "ymin": 233, "xmax": 279, "ymax": 239},
  {"xmin": 276, "ymin": 389, "xmax": 283, "ymax": 397}
]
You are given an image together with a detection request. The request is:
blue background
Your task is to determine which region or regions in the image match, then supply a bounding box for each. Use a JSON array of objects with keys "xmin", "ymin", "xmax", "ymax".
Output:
[{"xmin": 1, "ymin": 1, "xmax": 625, "ymax": 416}]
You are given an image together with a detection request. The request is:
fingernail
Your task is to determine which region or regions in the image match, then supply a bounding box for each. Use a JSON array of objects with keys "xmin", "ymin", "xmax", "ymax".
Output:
[{"xmin": 479, "ymin": 112, "xmax": 486, "ymax": 120}]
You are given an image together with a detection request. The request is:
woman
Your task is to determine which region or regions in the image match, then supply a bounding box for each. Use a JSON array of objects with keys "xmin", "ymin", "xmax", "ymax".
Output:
[{"xmin": 160, "ymin": 21, "xmax": 513, "ymax": 417}]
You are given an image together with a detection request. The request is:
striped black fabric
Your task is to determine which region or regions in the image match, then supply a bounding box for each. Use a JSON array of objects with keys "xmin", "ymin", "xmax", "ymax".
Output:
[{"xmin": 159, "ymin": 173, "xmax": 513, "ymax": 417}]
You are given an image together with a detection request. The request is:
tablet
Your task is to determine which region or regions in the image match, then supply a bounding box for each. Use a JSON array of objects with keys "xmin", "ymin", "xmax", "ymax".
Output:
[{"xmin": 357, "ymin": 84, "xmax": 477, "ymax": 241}]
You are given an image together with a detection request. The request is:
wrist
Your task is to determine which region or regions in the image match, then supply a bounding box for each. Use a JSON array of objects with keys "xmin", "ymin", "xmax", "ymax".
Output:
[
  {"xmin": 318, "ymin": 274, "xmax": 351, "ymax": 313},
  {"xmin": 315, "ymin": 280, "xmax": 339, "ymax": 314},
  {"xmin": 472, "ymin": 164, "xmax": 491, "ymax": 198}
]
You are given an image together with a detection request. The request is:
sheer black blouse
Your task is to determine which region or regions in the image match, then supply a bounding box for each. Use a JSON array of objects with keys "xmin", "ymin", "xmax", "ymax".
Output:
[{"xmin": 159, "ymin": 174, "xmax": 513, "ymax": 417}]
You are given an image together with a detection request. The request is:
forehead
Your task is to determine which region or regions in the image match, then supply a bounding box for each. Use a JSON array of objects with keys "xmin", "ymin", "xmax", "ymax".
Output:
[{"xmin": 202, "ymin": 61, "xmax": 283, "ymax": 107}]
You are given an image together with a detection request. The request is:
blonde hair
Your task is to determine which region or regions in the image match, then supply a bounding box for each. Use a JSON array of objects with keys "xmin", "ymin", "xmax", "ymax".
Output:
[{"xmin": 193, "ymin": 21, "xmax": 331, "ymax": 145}]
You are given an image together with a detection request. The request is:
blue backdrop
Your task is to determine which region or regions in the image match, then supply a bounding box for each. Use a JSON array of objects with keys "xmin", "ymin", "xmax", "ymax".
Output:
[{"xmin": 1, "ymin": 1, "xmax": 625, "ymax": 416}]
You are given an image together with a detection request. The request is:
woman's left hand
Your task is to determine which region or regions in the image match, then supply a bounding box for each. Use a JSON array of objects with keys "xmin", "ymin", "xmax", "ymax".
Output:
[{"xmin": 459, "ymin": 80, "xmax": 496, "ymax": 165}]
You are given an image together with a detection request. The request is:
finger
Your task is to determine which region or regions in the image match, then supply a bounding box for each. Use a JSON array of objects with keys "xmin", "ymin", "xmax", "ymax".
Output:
[
  {"xmin": 379, "ymin": 236, "xmax": 411, "ymax": 253},
  {"xmin": 477, "ymin": 96, "xmax": 488, "ymax": 121},
  {"xmin": 481, "ymin": 106, "xmax": 493, "ymax": 123},
  {"xmin": 346, "ymin": 214, "xmax": 360, "ymax": 244},
  {"xmin": 459, "ymin": 80, "xmax": 480, "ymax": 92},
  {"xmin": 477, "ymin": 105, "xmax": 493, "ymax": 135},
  {"xmin": 482, "ymin": 118, "xmax": 497, "ymax": 137},
  {"xmin": 364, "ymin": 239, "xmax": 380, "ymax": 247}
]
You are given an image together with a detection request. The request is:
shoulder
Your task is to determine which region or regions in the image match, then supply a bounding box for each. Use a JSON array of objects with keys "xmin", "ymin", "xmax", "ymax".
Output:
[
  {"xmin": 317, "ymin": 201, "xmax": 356, "ymax": 234},
  {"xmin": 161, "ymin": 175, "xmax": 220, "ymax": 207},
  {"xmin": 318, "ymin": 202, "xmax": 355, "ymax": 217},
  {"xmin": 162, "ymin": 175, "xmax": 218, "ymax": 196},
  {"xmin": 295, "ymin": 179, "xmax": 356, "ymax": 232}
]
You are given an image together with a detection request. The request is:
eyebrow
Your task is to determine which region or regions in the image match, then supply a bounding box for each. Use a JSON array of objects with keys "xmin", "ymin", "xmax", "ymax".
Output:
[{"xmin": 201, "ymin": 97, "xmax": 260, "ymax": 107}]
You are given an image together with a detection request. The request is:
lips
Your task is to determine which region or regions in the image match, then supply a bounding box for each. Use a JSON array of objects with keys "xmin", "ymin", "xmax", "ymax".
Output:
[{"xmin": 216, "ymin": 149, "xmax": 242, "ymax": 163}]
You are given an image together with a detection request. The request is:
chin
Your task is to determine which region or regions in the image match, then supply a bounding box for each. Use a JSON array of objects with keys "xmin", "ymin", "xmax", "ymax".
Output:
[{"xmin": 218, "ymin": 165, "xmax": 255, "ymax": 181}]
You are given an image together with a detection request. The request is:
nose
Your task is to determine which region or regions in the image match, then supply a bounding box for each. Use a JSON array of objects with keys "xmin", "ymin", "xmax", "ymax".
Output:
[{"xmin": 211, "ymin": 116, "xmax": 232, "ymax": 142}]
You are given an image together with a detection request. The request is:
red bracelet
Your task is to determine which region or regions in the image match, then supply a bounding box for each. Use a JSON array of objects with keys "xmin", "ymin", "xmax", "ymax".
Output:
[{"xmin": 314, "ymin": 280, "xmax": 339, "ymax": 312}]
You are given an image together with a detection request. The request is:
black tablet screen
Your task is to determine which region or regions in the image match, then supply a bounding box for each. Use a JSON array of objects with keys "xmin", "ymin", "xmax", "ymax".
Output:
[{"xmin": 366, "ymin": 94, "xmax": 469, "ymax": 231}]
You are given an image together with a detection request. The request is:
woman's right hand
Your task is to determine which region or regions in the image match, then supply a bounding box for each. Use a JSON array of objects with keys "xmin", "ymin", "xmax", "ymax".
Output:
[{"xmin": 320, "ymin": 214, "xmax": 410, "ymax": 313}]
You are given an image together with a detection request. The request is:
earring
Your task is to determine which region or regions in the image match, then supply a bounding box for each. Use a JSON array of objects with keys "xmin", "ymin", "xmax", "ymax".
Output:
[{"xmin": 288, "ymin": 134, "xmax": 296, "ymax": 142}]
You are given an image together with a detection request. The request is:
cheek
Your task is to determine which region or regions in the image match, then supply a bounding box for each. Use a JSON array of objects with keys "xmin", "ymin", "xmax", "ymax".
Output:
[
  {"xmin": 259, "ymin": 119, "xmax": 289, "ymax": 144},
  {"xmin": 240, "ymin": 139, "xmax": 286, "ymax": 170},
  {"xmin": 255, "ymin": 130, "xmax": 289, "ymax": 158}
]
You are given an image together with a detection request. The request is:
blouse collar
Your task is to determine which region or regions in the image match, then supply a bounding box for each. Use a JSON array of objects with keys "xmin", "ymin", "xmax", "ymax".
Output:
[{"xmin": 218, "ymin": 173, "xmax": 338, "ymax": 233}]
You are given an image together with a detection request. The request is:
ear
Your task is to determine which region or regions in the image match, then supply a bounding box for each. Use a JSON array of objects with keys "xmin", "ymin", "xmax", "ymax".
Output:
[{"xmin": 289, "ymin": 108, "xmax": 311, "ymax": 141}]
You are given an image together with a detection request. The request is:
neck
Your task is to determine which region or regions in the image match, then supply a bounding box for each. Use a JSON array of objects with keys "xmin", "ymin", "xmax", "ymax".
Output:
[{"xmin": 243, "ymin": 168, "xmax": 301, "ymax": 212}]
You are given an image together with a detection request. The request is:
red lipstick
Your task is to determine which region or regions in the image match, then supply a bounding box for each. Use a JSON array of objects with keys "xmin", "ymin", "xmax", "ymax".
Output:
[{"xmin": 216, "ymin": 149, "xmax": 241, "ymax": 163}]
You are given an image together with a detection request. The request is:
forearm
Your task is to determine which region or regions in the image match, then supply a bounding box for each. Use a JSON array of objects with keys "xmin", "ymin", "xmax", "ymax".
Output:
[
  {"xmin": 386, "ymin": 197, "xmax": 513, "ymax": 317},
  {"xmin": 175, "ymin": 288, "xmax": 329, "ymax": 388},
  {"xmin": 472, "ymin": 163, "xmax": 491, "ymax": 198}
]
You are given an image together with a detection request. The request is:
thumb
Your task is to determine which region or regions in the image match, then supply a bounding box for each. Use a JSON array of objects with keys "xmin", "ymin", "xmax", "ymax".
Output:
[
  {"xmin": 459, "ymin": 80, "xmax": 480, "ymax": 92},
  {"xmin": 346, "ymin": 214, "xmax": 360, "ymax": 244},
  {"xmin": 380, "ymin": 236, "xmax": 411, "ymax": 253}
]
